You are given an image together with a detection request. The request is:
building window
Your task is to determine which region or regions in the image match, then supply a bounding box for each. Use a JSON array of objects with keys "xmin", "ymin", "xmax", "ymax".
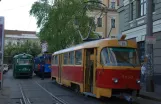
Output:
[
  {"xmin": 63, "ymin": 53, "xmax": 68, "ymax": 65},
  {"xmin": 111, "ymin": 18, "xmax": 115, "ymax": 28},
  {"xmin": 111, "ymin": 2, "xmax": 115, "ymax": 9},
  {"xmin": 69, "ymin": 51, "xmax": 74, "ymax": 65},
  {"xmin": 137, "ymin": 41, "xmax": 145, "ymax": 63},
  {"xmin": 75, "ymin": 50, "xmax": 82, "ymax": 65},
  {"xmin": 138, "ymin": 0, "xmax": 147, "ymax": 17},
  {"xmin": 130, "ymin": 2, "xmax": 133, "ymax": 21},
  {"xmin": 152, "ymin": 0, "xmax": 155, "ymax": 12},
  {"xmin": 97, "ymin": 18, "xmax": 102, "ymax": 27}
]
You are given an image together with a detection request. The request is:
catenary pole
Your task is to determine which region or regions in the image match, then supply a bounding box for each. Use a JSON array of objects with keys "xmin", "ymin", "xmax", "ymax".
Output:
[{"xmin": 145, "ymin": 0, "xmax": 154, "ymax": 92}]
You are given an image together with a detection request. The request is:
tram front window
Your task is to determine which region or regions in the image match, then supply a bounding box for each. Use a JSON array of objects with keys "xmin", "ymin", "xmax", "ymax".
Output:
[
  {"xmin": 101, "ymin": 47, "xmax": 140, "ymax": 67},
  {"xmin": 18, "ymin": 59, "xmax": 32, "ymax": 65}
]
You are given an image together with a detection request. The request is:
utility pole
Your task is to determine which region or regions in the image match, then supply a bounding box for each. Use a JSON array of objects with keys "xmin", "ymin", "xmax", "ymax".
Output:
[
  {"xmin": 105, "ymin": 8, "xmax": 108, "ymax": 38},
  {"xmin": 145, "ymin": 0, "xmax": 154, "ymax": 92}
]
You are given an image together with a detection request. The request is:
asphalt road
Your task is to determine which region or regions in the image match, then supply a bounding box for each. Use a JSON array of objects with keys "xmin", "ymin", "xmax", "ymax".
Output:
[{"xmin": 1, "ymin": 70, "xmax": 160, "ymax": 104}]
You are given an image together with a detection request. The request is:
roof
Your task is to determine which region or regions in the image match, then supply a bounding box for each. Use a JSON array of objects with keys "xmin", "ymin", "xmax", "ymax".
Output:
[
  {"xmin": 53, "ymin": 38, "xmax": 115, "ymax": 55},
  {"xmin": 13, "ymin": 53, "xmax": 33, "ymax": 58},
  {"xmin": 4, "ymin": 30, "xmax": 36, "ymax": 35},
  {"xmin": 53, "ymin": 38, "xmax": 137, "ymax": 55}
]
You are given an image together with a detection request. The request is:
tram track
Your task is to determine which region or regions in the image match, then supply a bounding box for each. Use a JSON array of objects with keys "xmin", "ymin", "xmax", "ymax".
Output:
[
  {"xmin": 35, "ymin": 81, "xmax": 69, "ymax": 104},
  {"xmin": 18, "ymin": 80, "xmax": 69, "ymax": 104},
  {"xmin": 19, "ymin": 83, "xmax": 32, "ymax": 104}
]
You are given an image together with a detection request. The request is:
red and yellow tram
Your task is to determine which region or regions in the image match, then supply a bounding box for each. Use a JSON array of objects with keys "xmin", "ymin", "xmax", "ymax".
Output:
[{"xmin": 51, "ymin": 35, "xmax": 141, "ymax": 99}]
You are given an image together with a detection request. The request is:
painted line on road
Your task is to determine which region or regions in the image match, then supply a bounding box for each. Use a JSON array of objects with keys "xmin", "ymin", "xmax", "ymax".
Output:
[{"xmin": 35, "ymin": 81, "xmax": 69, "ymax": 104}]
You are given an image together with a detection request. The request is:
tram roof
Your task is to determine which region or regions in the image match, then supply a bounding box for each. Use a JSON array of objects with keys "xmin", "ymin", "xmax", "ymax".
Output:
[
  {"xmin": 13, "ymin": 53, "xmax": 33, "ymax": 58},
  {"xmin": 53, "ymin": 38, "xmax": 117, "ymax": 55}
]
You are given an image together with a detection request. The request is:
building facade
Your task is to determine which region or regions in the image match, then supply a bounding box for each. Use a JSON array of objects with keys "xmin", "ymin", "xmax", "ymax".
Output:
[
  {"xmin": 87, "ymin": 0, "xmax": 119, "ymax": 38},
  {"xmin": 118, "ymin": 0, "xmax": 161, "ymax": 74},
  {"xmin": 4, "ymin": 30, "xmax": 39, "ymax": 45}
]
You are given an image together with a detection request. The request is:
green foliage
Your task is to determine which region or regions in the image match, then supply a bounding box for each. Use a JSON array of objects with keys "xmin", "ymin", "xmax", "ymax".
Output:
[
  {"xmin": 4, "ymin": 41, "xmax": 41, "ymax": 58},
  {"xmin": 30, "ymin": 0, "xmax": 98, "ymax": 52}
]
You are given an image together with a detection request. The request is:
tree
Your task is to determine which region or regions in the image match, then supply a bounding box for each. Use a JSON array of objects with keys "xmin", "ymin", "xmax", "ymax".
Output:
[
  {"xmin": 4, "ymin": 41, "xmax": 41, "ymax": 58},
  {"xmin": 30, "ymin": 0, "xmax": 98, "ymax": 52}
]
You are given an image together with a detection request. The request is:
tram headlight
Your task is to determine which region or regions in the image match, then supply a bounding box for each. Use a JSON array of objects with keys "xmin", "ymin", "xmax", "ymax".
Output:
[
  {"xmin": 136, "ymin": 80, "xmax": 140, "ymax": 84},
  {"xmin": 112, "ymin": 78, "xmax": 118, "ymax": 83}
]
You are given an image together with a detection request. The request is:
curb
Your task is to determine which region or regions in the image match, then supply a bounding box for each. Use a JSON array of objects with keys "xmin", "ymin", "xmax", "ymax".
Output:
[{"xmin": 139, "ymin": 94, "xmax": 161, "ymax": 102}]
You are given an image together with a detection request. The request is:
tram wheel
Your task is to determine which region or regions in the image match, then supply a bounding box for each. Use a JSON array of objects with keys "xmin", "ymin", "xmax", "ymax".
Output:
[{"xmin": 74, "ymin": 85, "xmax": 80, "ymax": 93}]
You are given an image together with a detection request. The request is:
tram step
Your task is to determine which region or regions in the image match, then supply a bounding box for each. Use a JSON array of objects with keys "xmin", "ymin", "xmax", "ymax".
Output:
[{"xmin": 83, "ymin": 92, "xmax": 96, "ymax": 97}]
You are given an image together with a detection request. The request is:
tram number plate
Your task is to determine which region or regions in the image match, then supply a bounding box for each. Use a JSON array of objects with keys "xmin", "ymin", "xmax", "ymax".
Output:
[{"xmin": 118, "ymin": 41, "xmax": 127, "ymax": 46}]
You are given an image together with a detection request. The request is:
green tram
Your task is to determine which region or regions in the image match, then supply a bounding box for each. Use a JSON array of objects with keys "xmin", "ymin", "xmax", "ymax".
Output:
[{"xmin": 13, "ymin": 53, "xmax": 33, "ymax": 78}]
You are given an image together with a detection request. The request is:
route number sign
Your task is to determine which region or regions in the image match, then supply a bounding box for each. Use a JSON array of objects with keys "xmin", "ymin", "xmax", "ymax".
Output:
[{"xmin": 118, "ymin": 41, "xmax": 127, "ymax": 46}]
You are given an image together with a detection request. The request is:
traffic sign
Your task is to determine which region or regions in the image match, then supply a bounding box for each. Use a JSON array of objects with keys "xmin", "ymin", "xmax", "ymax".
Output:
[{"xmin": 145, "ymin": 36, "xmax": 156, "ymax": 44}]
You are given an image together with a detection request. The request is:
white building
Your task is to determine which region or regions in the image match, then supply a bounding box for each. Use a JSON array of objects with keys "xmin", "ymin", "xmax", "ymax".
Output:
[{"xmin": 4, "ymin": 30, "xmax": 39, "ymax": 45}]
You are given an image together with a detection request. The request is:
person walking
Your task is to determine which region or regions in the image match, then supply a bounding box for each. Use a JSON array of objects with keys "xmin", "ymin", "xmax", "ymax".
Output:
[{"xmin": 141, "ymin": 55, "xmax": 148, "ymax": 86}]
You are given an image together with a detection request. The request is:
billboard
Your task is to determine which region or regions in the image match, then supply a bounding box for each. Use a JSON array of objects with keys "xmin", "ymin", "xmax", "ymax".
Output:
[{"xmin": 0, "ymin": 16, "xmax": 4, "ymax": 89}]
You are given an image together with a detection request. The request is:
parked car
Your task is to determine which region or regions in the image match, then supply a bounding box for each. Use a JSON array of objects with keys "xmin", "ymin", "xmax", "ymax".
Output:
[{"xmin": 3, "ymin": 64, "xmax": 8, "ymax": 74}]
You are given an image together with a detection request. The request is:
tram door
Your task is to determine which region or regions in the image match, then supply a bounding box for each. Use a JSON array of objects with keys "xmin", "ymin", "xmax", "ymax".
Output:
[
  {"xmin": 58, "ymin": 55, "xmax": 62, "ymax": 84},
  {"xmin": 84, "ymin": 48, "xmax": 95, "ymax": 93}
]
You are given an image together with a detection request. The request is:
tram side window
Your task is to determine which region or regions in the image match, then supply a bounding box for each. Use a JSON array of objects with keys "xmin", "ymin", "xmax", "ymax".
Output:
[
  {"xmin": 51, "ymin": 56, "xmax": 54, "ymax": 65},
  {"xmin": 75, "ymin": 50, "xmax": 82, "ymax": 65},
  {"xmin": 64, "ymin": 53, "xmax": 68, "ymax": 65},
  {"xmin": 69, "ymin": 51, "xmax": 74, "ymax": 65},
  {"xmin": 54, "ymin": 55, "xmax": 58, "ymax": 65}
]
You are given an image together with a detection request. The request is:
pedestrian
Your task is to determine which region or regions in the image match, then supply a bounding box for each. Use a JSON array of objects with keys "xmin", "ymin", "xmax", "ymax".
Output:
[
  {"xmin": 41, "ymin": 64, "xmax": 45, "ymax": 80},
  {"xmin": 140, "ymin": 55, "xmax": 148, "ymax": 86}
]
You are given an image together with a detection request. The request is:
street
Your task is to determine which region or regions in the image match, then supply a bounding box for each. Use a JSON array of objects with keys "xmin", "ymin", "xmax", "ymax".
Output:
[{"xmin": 0, "ymin": 70, "xmax": 160, "ymax": 104}]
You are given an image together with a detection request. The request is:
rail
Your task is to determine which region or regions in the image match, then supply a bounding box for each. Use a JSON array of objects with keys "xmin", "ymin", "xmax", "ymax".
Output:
[
  {"xmin": 19, "ymin": 83, "xmax": 32, "ymax": 104},
  {"xmin": 35, "ymin": 81, "xmax": 68, "ymax": 104}
]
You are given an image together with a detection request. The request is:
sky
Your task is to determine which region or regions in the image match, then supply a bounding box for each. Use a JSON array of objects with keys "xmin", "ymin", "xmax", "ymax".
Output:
[{"xmin": 0, "ymin": 0, "xmax": 39, "ymax": 32}]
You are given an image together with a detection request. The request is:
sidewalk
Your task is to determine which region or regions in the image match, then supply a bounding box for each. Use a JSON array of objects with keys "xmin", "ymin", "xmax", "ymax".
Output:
[{"xmin": 139, "ymin": 84, "xmax": 161, "ymax": 101}]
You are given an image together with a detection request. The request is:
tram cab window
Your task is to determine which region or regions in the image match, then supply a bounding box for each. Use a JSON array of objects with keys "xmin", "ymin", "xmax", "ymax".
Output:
[
  {"xmin": 69, "ymin": 51, "xmax": 74, "ymax": 65},
  {"xmin": 64, "ymin": 53, "xmax": 68, "ymax": 65},
  {"xmin": 75, "ymin": 50, "xmax": 82, "ymax": 65},
  {"xmin": 101, "ymin": 48, "xmax": 111, "ymax": 65},
  {"xmin": 18, "ymin": 59, "xmax": 32, "ymax": 65},
  {"xmin": 101, "ymin": 47, "xmax": 140, "ymax": 66}
]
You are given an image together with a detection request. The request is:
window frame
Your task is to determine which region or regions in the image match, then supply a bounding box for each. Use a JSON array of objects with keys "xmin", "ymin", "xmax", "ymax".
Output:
[
  {"xmin": 69, "ymin": 51, "xmax": 75, "ymax": 65},
  {"xmin": 130, "ymin": 2, "xmax": 134, "ymax": 21},
  {"xmin": 75, "ymin": 50, "xmax": 82, "ymax": 65},
  {"xmin": 111, "ymin": 18, "xmax": 115, "ymax": 28},
  {"xmin": 63, "ymin": 53, "xmax": 69, "ymax": 65},
  {"xmin": 138, "ymin": 0, "xmax": 147, "ymax": 17},
  {"xmin": 97, "ymin": 18, "xmax": 102, "ymax": 27},
  {"xmin": 111, "ymin": 2, "xmax": 115, "ymax": 9}
]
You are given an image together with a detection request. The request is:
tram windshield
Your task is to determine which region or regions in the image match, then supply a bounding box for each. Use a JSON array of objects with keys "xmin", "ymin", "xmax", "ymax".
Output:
[
  {"xmin": 101, "ymin": 47, "xmax": 140, "ymax": 67},
  {"xmin": 17, "ymin": 59, "xmax": 32, "ymax": 65}
]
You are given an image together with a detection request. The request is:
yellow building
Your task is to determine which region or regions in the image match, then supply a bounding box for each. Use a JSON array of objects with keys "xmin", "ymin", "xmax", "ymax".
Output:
[{"xmin": 87, "ymin": 0, "xmax": 119, "ymax": 38}]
